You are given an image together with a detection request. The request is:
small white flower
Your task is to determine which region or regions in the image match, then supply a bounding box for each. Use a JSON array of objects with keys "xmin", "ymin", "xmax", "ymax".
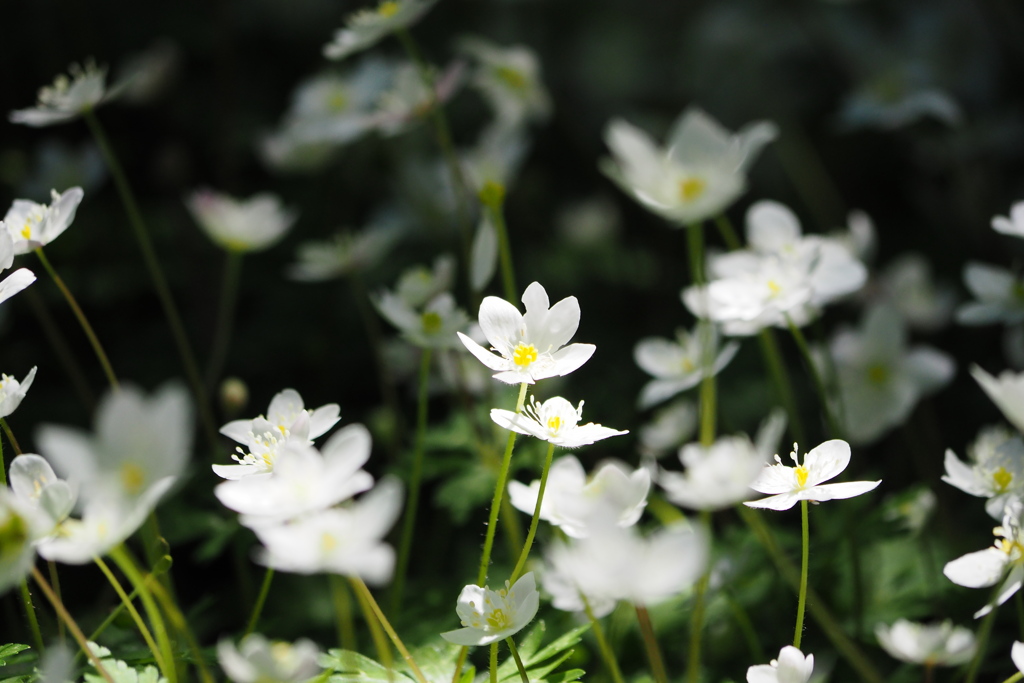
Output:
[
  {"xmin": 838, "ymin": 71, "xmax": 961, "ymax": 131},
  {"xmin": 185, "ymin": 189, "xmax": 296, "ymax": 253},
  {"xmin": 458, "ymin": 281, "xmax": 595, "ymax": 384},
  {"xmin": 637, "ymin": 399, "xmax": 697, "ymax": 458},
  {"xmin": 943, "ymin": 499, "xmax": 1024, "ymax": 618},
  {"xmin": 373, "ymin": 62, "xmax": 464, "ymax": 137},
  {"xmin": 491, "ymin": 395, "xmax": 627, "ymax": 448},
  {"xmin": 390, "ymin": 254, "xmax": 455, "ymax": 308},
  {"xmin": 872, "ymin": 253, "xmax": 956, "ymax": 332},
  {"xmin": 8, "ymin": 454, "xmax": 75, "ymax": 536},
  {"xmin": 882, "ymin": 486, "xmax": 937, "ymax": 534},
  {"xmin": 875, "ymin": 619, "xmax": 976, "ymax": 666},
  {"xmin": 10, "ymin": 61, "xmax": 118, "ymax": 127},
  {"xmin": 375, "ymin": 291, "xmax": 469, "ymax": 349},
  {"xmin": 4, "ymin": 187, "xmax": 84, "ymax": 254},
  {"xmin": 744, "ymin": 440, "xmax": 881, "ymax": 511},
  {"xmin": 459, "ymin": 37, "xmax": 550, "ymax": 127},
  {"xmin": 746, "ymin": 646, "xmax": 814, "ymax": 683},
  {"xmin": 0, "ymin": 227, "xmax": 36, "ymax": 305},
  {"xmin": 972, "ymin": 366, "xmax": 1024, "ymax": 435},
  {"xmin": 441, "ymin": 572, "xmax": 540, "ymax": 646},
  {"xmin": 956, "ymin": 262, "xmax": 1024, "ymax": 326},
  {"xmin": 0, "ymin": 490, "xmax": 40, "ymax": 596},
  {"xmin": 634, "ymin": 326, "xmax": 739, "ymax": 409},
  {"xmin": 993, "ymin": 202, "xmax": 1024, "ymax": 239},
  {"xmin": 943, "ymin": 425, "xmax": 1024, "ymax": 520},
  {"xmin": 287, "ymin": 218, "xmax": 400, "ymax": 282},
  {"xmin": 0, "ymin": 367, "xmax": 37, "ymax": 418},
  {"xmin": 217, "ymin": 634, "xmax": 322, "ymax": 683},
  {"xmin": 323, "ymin": 0, "xmax": 438, "ymax": 61}
]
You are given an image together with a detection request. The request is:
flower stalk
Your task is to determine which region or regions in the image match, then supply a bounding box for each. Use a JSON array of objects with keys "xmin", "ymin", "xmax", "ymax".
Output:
[
  {"xmin": 349, "ymin": 576, "xmax": 429, "ymax": 683},
  {"xmin": 636, "ymin": 605, "xmax": 669, "ymax": 683},
  {"xmin": 510, "ymin": 441, "xmax": 556, "ymax": 582},
  {"xmin": 244, "ymin": 567, "xmax": 275, "ymax": 638},
  {"xmin": 794, "ymin": 499, "xmax": 810, "ymax": 649}
]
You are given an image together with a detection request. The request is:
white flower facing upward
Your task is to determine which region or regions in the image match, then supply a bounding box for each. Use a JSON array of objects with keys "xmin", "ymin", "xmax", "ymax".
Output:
[
  {"xmin": 0, "ymin": 367, "xmax": 37, "ymax": 418},
  {"xmin": 186, "ymin": 189, "xmax": 297, "ymax": 253},
  {"xmin": 218, "ymin": 634, "xmax": 322, "ymax": 683},
  {"xmin": 993, "ymin": 202, "xmax": 1024, "ymax": 240},
  {"xmin": 458, "ymin": 282, "xmax": 595, "ymax": 384},
  {"xmin": 972, "ymin": 366, "xmax": 1024, "ymax": 435},
  {"xmin": 441, "ymin": 572, "xmax": 540, "ymax": 646},
  {"xmin": 459, "ymin": 37, "xmax": 551, "ymax": 127},
  {"xmin": 601, "ymin": 108, "xmax": 777, "ymax": 226},
  {"xmin": 956, "ymin": 263, "xmax": 1024, "ymax": 326},
  {"xmin": 4, "ymin": 187, "xmax": 85, "ymax": 254},
  {"xmin": 10, "ymin": 61, "xmax": 118, "ymax": 127},
  {"xmin": 491, "ymin": 396, "xmax": 627, "ymax": 449},
  {"xmin": 746, "ymin": 646, "xmax": 814, "ymax": 683},
  {"xmin": 0, "ymin": 228, "xmax": 36, "ymax": 306},
  {"xmin": 943, "ymin": 425, "xmax": 1024, "ymax": 520},
  {"xmin": 634, "ymin": 326, "xmax": 740, "ymax": 409},
  {"xmin": 875, "ymin": 619, "xmax": 976, "ymax": 667},
  {"xmin": 744, "ymin": 440, "xmax": 881, "ymax": 511},
  {"xmin": 375, "ymin": 291, "xmax": 469, "ymax": 349},
  {"xmin": 944, "ymin": 499, "xmax": 1024, "ymax": 618},
  {"xmin": 323, "ymin": 0, "xmax": 438, "ymax": 61}
]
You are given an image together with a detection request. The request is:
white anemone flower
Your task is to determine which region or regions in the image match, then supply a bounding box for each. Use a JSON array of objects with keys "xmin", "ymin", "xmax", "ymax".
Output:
[
  {"xmin": 744, "ymin": 440, "xmax": 881, "ymax": 511},
  {"xmin": 508, "ymin": 456, "xmax": 649, "ymax": 538},
  {"xmin": 0, "ymin": 228, "xmax": 36, "ymax": 306},
  {"xmin": 634, "ymin": 326, "xmax": 740, "ymax": 409},
  {"xmin": 287, "ymin": 216, "xmax": 400, "ymax": 282},
  {"xmin": 323, "ymin": 0, "xmax": 438, "ymax": 61},
  {"xmin": 4, "ymin": 187, "xmax": 84, "ymax": 254},
  {"xmin": 10, "ymin": 61, "xmax": 119, "ymax": 127},
  {"xmin": 391, "ymin": 254, "xmax": 455, "ymax": 307},
  {"xmin": 746, "ymin": 646, "xmax": 814, "ymax": 683},
  {"xmin": 441, "ymin": 572, "xmax": 540, "ymax": 646},
  {"xmin": 944, "ymin": 499, "xmax": 1024, "ymax": 618},
  {"xmin": 992, "ymin": 202, "xmax": 1024, "ymax": 239},
  {"xmin": 943, "ymin": 426, "xmax": 1024, "ymax": 520},
  {"xmin": 0, "ymin": 367, "xmax": 37, "ymax": 418},
  {"xmin": 875, "ymin": 619, "xmax": 976, "ymax": 666},
  {"xmin": 8, "ymin": 454, "xmax": 75, "ymax": 536},
  {"xmin": 956, "ymin": 263, "xmax": 1024, "ymax": 326},
  {"xmin": 459, "ymin": 37, "xmax": 551, "ymax": 127},
  {"xmin": 873, "ymin": 253, "xmax": 956, "ymax": 332},
  {"xmin": 491, "ymin": 396, "xmax": 627, "ymax": 448},
  {"xmin": 638, "ymin": 399, "xmax": 698, "ymax": 458},
  {"xmin": 0, "ymin": 491, "xmax": 41, "ymax": 596},
  {"xmin": 601, "ymin": 108, "xmax": 777, "ymax": 226},
  {"xmin": 458, "ymin": 281, "xmax": 595, "ymax": 384},
  {"xmin": 972, "ymin": 366, "xmax": 1024, "ymax": 435},
  {"xmin": 218, "ymin": 634, "xmax": 322, "ymax": 683},
  {"xmin": 185, "ymin": 189, "xmax": 297, "ymax": 253},
  {"xmin": 375, "ymin": 291, "xmax": 469, "ymax": 349}
]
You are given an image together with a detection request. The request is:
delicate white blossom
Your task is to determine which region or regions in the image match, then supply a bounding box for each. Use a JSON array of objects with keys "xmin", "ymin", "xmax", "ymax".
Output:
[
  {"xmin": 441, "ymin": 572, "xmax": 540, "ymax": 646},
  {"xmin": 943, "ymin": 425, "xmax": 1024, "ymax": 520},
  {"xmin": 993, "ymin": 202, "xmax": 1024, "ymax": 239},
  {"xmin": 186, "ymin": 189, "xmax": 296, "ymax": 253},
  {"xmin": 4, "ymin": 187, "xmax": 84, "ymax": 254},
  {"xmin": 744, "ymin": 440, "xmax": 880, "ymax": 511},
  {"xmin": 10, "ymin": 61, "xmax": 119, "ymax": 127},
  {"xmin": 634, "ymin": 326, "xmax": 739, "ymax": 408},
  {"xmin": 972, "ymin": 366, "xmax": 1024, "ymax": 435},
  {"xmin": 956, "ymin": 263, "xmax": 1024, "ymax": 326},
  {"xmin": 0, "ymin": 491, "xmax": 40, "ymax": 595},
  {"xmin": 375, "ymin": 291, "xmax": 469, "ymax": 349},
  {"xmin": 287, "ymin": 218, "xmax": 400, "ymax": 282},
  {"xmin": 875, "ymin": 619, "xmax": 975, "ymax": 666},
  {"xmin": 944, "ymin": 499, "xmax": 1024, "ymax": 618},
  {"xmin": 746, "ymin": 646, "xmax": 814, "ymax": 683},
  {"xmin": 0, "ymin": 228, "xmax": 36, "ymax": 306},
  {"xmin": 218, "ymin": 634, "xmax": 322, "ymax": 683},
  {"xmin": 459, "ymin": 37, "xmax": 551, "ymax": 127},
  {"xmin": 0, "ymin": 367, "xmax": 37, "ymax": 418},
  {"xmin": 491, "ymin": 396, "xmax": 627, "ymax": 448},
  {"xmin": 323, "ymin": 0, "xmax": 438, "ymax": 61}
]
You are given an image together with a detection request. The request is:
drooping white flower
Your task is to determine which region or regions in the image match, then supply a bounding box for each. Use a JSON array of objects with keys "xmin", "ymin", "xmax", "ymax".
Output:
[
  {"xmin": 943, "ymin": 425, "xmax": 1024, "ymax": 520},
  {"xmin": 185, "ymin": 189, "xmax": 297, "ymax": 253},
  {"xmin": 744, "ymin": 440, "xmax": 881, "ymax": 511},
  {"xmin": 375, "ymin": 291, "xmax": 469, "ymax": 349},
  {"xmin": 972, "ymin": 366, "xmax": 1024, "ymax": 435},
  {"xmin": 875, "ymin": 619, "xmax": 976, "ymax": 666},
  {"xmin": 634, "ymin": 326, "xmax": 740, "ymax": 409},
  {"xmin": 10, "ymin": 61, "xmax": 119, "ymax": 127},
  {"xmin": 459, "ymin": 37, "xmax": 551, "ymax": 127},
  {"xmin": 746, "ymin": 646, "xmax": 814, "ymax": 683},
  {"xmin": 0, "ymin": 367, "xmax": 37, "ymax": 418},
  {"xmin": 458, "ymin": 281, "xmax": 595, "ymax": 384},
  {"xmin": 323, "ymin": 0, "xmax": 438, "ymax": 61},
  {"xmin": 0, "ymin": 228, "xmax": 36, "ymax": 306},
  {"xmin": 4, "ymin": 187, "xmax": 84, "ymax": 254},
  {"xmin": 601, "ymin": 108, "xmax": 777, "ymax": 226},
  {"xmin": 440, "ymin": 572, "xmax": 540, "ymax": 646},
  {"xmin": 993, "ymin": 202, "xmax": 1024, "ymax": 239},
  {"xmin": 956, "ymin": 263, "xmax": 1024, "ymax": 326},
  {"xmin": 943, "ymin": 499, "xmax": 1024, "ymax": 618},
  {"xmin": 491, "ymin": 396, "xmax": 627, "ymax": 448},
  {"xmin": 218, "ymin": 634, "xmax": 322, "ymax": 683},
  {"xmin": 508, "ymin": 456, "xmax": 649, "ymax": 538}
]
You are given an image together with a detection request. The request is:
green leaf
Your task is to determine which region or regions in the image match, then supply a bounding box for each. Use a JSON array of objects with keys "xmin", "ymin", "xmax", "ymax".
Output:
[
  {"xmin": 0, "ymin": 645, "xmax": 29, "ymax": 667},
  {"xmin": 321, "ymin": 649, "xmax": 413, "ymax": 683},
  {"xmin": 493, "ymin": 622, "xmax": 589, "ymax": 683},
  {"xmin": 82, "ymin": 643, "xmax": 168, "ymax": 683}
]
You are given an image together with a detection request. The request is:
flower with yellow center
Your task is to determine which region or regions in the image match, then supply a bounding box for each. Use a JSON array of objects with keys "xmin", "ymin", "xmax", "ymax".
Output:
[
  {"xmin": 441, "ymin": 572, "xmax": 540, "ymax": 646},
  {"xmin": 944, "ymin": 500, "xmax": 1024, "ymax": 618},
  {"xmin": 744, "ymin": 440, "xmax": 880, "ymax": 511},
  {"xmin": 3, "ymin": 187, "xmax": 84, "ymax": 254},
  {"xmin": 459, "ymin": 37, "xmax": 551, "ymax": 127},
  {"xmin": 9, "ymin": 61, "xmax": 116, "ymax": 127},
  {"xmin": 0, "ymin": 366, "xmax": 37, "ymax": 418},
  {"xmin": 943, "ymin": 425, "xmax": 1024, "ymax": 520},
  {"xmin": 633, "ymin": 326, "xmax": 740, "ymax": 409},
  {"xmin": 323, "ymin": 0, "xmax": 439, "ymax": 61},
  {"xmin": 218, "ymin": 634, "xmax": 323, "ymax": 683},
  {"xmin": 491, "ymin": 395, "xmax": 627, "ymax": 449},
  {"xmin": 374, "ymin": 290, "xmax": 469, "ymax": 349},
  {"xmin": 186, "ymin": 189, "xmax": 296, "ymax": 253}
]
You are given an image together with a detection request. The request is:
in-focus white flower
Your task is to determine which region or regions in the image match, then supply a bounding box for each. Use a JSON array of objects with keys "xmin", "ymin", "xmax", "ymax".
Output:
[
  {"xmin": 972, "ymin": 366, "xmax": 1024, "ymax": 435},
  {"xmin": 943, "ymin": 425, "xmax": 1024, "ymax": 520},
  {"xmin": 186, "ymin": 189, "xmax": 297, "ymax": 253},
  {"xmin": 944, "ymin": 499, "xmax": 1024, "ymax": 618},
  {"xmin": 0, "ymin": 228, "xmax": 36, "ymax": 306},
  {"xmin": 10, "ymin": 61, "xmax": 119, "ymax": 127},
  {"xmin": 956, "ymin": 263, "xmax": 1024, "ymax": 326},
  {"xmin": 601, "ymin": 108, "xmax": 777, "ymax": 226},
  {"xmin": 634, "ymin": 326, "xmax": 739, "ymax": 409},
  {"xmin": 323, "ymin": 0, "xmax": 438, "ymax": 61},
  {"xmin": 218, "ymin": 634, "xmax": 322, "ymax": 683},
  {"xmin": 508, "ymin": 456, "xmax": 649, "ymax": 538},
  {"xmin": 458, "ymin": 281, "xmax": 595, "ymax": 384},
  {"xmin": 0, "ymin": 367, "xmax": 37, "ymax": 418},
  {"xmin": 638, "ymin": 399, "xmax": 698, "ymax": 458},
  {"xmin": 441, "ymin": 572, "xmax": 540, "ymax": 646},
  {"xmin": 459, "ymin": 37, "xmax": 551, "ymax": 127},
  {"xmin": 744, "ymin": 440, "xmax": 880, "ymax": 511},
  {"xmin": 491, "ymin": 396, "xmax": 627, "ymax": 448},
  {"xmin": 375, "ymin": 291, "xmax": 469, "ymax": 349},
  {"xmin": 875, "ymin": 619, "xmax": 975, "ymax": 666},
  {"xmin": 993, "ymin": 202, "xmax": 1024, "ymax": 240},
  {"xmin": 746, "ymin": 646, "xmax": 814, "ymax": 683},
  {"xmin": 4, "ymin": 187, "xmax": 84, "ymax": 254}
]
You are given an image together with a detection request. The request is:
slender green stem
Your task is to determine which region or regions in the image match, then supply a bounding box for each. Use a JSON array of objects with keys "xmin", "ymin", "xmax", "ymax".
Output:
[
  {"xmin": 511, "ymin": 442, "xmax": 556, "ymax": 582},
  {"xmin": 966, "ymin": 602, "xmax": 999, "ymax": 683},
  {"xmin": 636, "ymin": 605, "xmax": 669, "ymax": 683},
  {"xmin": 94, "ymin": 557, "xmax": 164, "ymax": 672},
  {"xmin": 244, "ymin": 567, "xmax": 275, "ymax": 638},
  {"xmin": 785, "ymin": 316, "xmax": 842, "ymax": 438},
  {"xmin": 794, "ymin": 500, "xmax": 810, "ymax": 649},
  {"xmin": 205, "ymin": 250, "xmax": 244, "ymax": 390},
  {"xmin": 582, "ymin": 593, "xmax": 625, "ymax": 683},
  {"xmin": 83, "ymin": 109, "xmax": 219, "ymax": 453},
  {"xmin": 685, "ymin": 222, "xmax": 716, "ymax": 446},
  {"xmin": 451, "ymin": 648, "xmax": 469, "ymax": 683},
  {"xmin": 109, "ymin": 546, "xmax": 177, "ymax": 683},
  {"xmin": 392, "ymin": 348, "xmax": 433, "ymax": 616},
  {"xmin": 87, "ymin": 581, "xmax": 143, "ymax": 645},
  {"xmin": 477, "ymin": 383, "xmax": 530, "ymax": 586},
  {"xmin": 2, "ymin": 418, "xmax": 24, "ymax": 456},
  {"xmin": 506, "ymin": 638, "xmax": 530, "ymax": 683},
  {"xmin": 25, "ymin": 286, "xmax": 96, "ymax": 410},
  {"xmin": 34, "ymin": 247, "xmax": 119, "ymax": 390},
  {"xmin": 757, "ymin": 329, "xmax": 807, "ymax": 446},
  {"xmin": 484, "ymin": 193, "xmax": 517, "ymax": 303},
  {"xmin": 48, "ymin": 561, "xmax": 65, "ymax": 643},
  {"xmin": 349, "ymin": 577, "xmax": 428, "ymax": 683},
  {"xmin": 19, "ymin": 580, "xmax": 44, "ymax": 655},
  {"xmin": 144, "ymin": 569, "xmax": 216, "ymax": 683},
  {"xmin": 687, "ymin": 510, "xmax": 712, "ymax": 683},
  {"xmin": 489, "ymin": 643, "xmax": 499, "ymax": 683},
  {"xmin": 713, "ymin": 214, "xmax": 742, "ymax": 250},
  {"xmin": 331, "ymin": 573, "xmax": 357, "ymax": 652},
  {"xmin": 1001, "ymin": 673, "xmax": 1024, "ymax": 683},
  {"xmin": 351, "ymin": 575, "xmax": 394, "ymax": 681},
  {"xmin": 686, "ymin": 221, "xmax": 706, "ymax": 285}
]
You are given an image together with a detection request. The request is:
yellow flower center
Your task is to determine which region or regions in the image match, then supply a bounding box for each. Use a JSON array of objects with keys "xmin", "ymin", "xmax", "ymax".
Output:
[
  {"xmin": 867, "ymin": 364, "xmax": 889, "ymax": 385},
  {"xmin": 678, "ymin": 177, "xmax": 706, "ymax": 202},
  {"xmin": 321, "ymin": 532, "xmax": 338, "ymax": 553},
  {"xmin": 681, "ymin": 357, "xmax": 695, "ymax": 373},
  {"xmin": 547, "ymin": 416, "xmax": 562, "ymax": 432},
  {"xmin": 795, "ymin": 465, "xmax": 809, "ymax": 488},
  {"xmin": 998, "ymin": 537, "xmax": 1024, "ymax": 558},
  {"xmin": 994, "ymin": 467, "xmax": 1014, "ymax": 493},
  {"xmin": 121, "ymin": 462, "xmax": 146, "ymax": 495},
  {"xmin": 495, "ymin": 66, "xmax": 527, "ymax": 90},
  {"xmin": 478, "ymin": 181, "xmax": 506, "ymax": 208},
  {"xmin": 21, "ymin": 222, "xmax": 32, "ymax": 240},
  {"xmin": 512, "ymin": 343, "xmax": 538, "ymax": 367},
  {"xmin": 486, "ymin": 608, "xmax": 510, "ymax": 630},
  {"xmin": 378, "ymin": 1, "xmax": 400, "ymax": 17},
  {"xmin": 767, "ymin": 279, "xmax": 782, "ymax": 296},
  {"xmin": 421, "ymin": 311, "xmax": 443, "ymax": 334}
]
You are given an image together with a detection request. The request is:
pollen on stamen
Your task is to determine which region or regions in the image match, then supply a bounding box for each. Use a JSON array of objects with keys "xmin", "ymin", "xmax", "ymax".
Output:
[
  {"xmin": 512, "ymin": 342, "xmax": 538, "ymax": 367},
  {"xmin": 994, "ymin": 467, "xmax": 1014, "ymax": 493},
  {"xmin": 378, "ymin": 0, "xmax": 400, "ymax": 17},
  {"xmin": 678, "ymin": 177, "xmax": 706, "ymax": 202}
]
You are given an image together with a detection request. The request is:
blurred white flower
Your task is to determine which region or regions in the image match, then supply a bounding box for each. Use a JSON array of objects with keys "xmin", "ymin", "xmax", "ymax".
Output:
[
  {"xmin": 601, "ymin": 108, "xmax": 776, "ymax": 226},
  {"xmin": 323, "ymin": 0, "xmax": 438, "ymax": 61},
  {"xmin": 944, "ymin": 499, "xmax": 1024, "ymax": 618},
  {"xmin": 972, "ymin": 366, "xmax": 1024, "ymax": 435},
  {"xmin": 875, "ymin": 619, "xmax": 975, "ymax": 666},
  {"xmin": 8, "ymin": 454, "xmax": 75, "ymax": 536},
  {"xmin": 839, "ymin": 74, "xmax": 962, "ymax": 131},
  {"xmin": 943, "ymin": 425, "xmax": 1024, "ymax": 520},
  {"xmin": 441, "ymin": 572, "xmax": 540, "ymax": 646},
  {"xmin": 1014, "ymin": 641, "xmax": 1024, "ymax": 674},
  {"xmin": 459, "ymin": 37, "xmax": 551, "ymax": 127},
  {"xmin": 390, "ymin": 254, "xmax": 455, "ymax": 307},
  {"xmin": 744, "ymin": 440, "xmax": 880, "ymax": 511},
  {"xmin": 956, "ymin": 263, "xmax": 1024, "ymax": 326},
  {"xmin": 376, "ymin": 291, "xmax": 469, "ymax": 349},
  {"xmin": 993, "ymin": 202, "xmax": 1024, "ymax": 240},
  {"xmin": 873, "ymin": 253, "xmax": 956, "ymax": 331},
  {"xmin": 491, "ymin": 396, "xmax": 627, "ymax": 448},
  {"xmin": 10, "ymin": 61, "xmax": 119, "ymax": 127},
  {"xmin": 218, "ymin": 634, "xmax": 322, "ymax": 683},
  {"xmin": 634, "ymin": 326, "xmax": 739, "ymax": 409},
  {"xmin": 0, "ymin": 366, "xmax": 37, "ymax": 418},
  {"xmin": 115, "ymin": 40, "xmax": 180, "ymax": 105},
  {"xmin": 882, "ymin": 486, "xmax": 937, "ymax": 534},
  {"xmin": 638, "ymin": 399, "xmax": 697, "ymax": 458},
  {"xmin": 458, "ymin": 281, "xmax": 595, "ymax": 384},
  {"xmin": 186, "ymin": 189, "xmax": 296, "ymax": 253},
  {"xmin": 0, "ymin": 490, "xmax": 40, "ymax": 595},
  {"xmin": 373, "ymin": 62, "xmax": 464, "ymax": 137},
  {"xmin": 287, "ymin": 215, "xmax": 401, "ymax": 282},
  {"xmin": 4, "ymin": 187, "xmax": 84, "ymax": 254},
  {"xmin": 461, "ymin": 123, "xmax": 530, "ymax": 197},
  {"xmin": 746, "ymin": 646, "xmax": 814, "ymax": 683}
]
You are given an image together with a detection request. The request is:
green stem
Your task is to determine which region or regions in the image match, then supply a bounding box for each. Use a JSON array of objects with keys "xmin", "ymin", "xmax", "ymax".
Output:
[
  {"xmin": 2, "ymin": 418, "xmax": 24, "ymax": 457},
  {"xmin": 25, "ymin": 286, "xmax": 96, "ymax": 410},
  {"xmin": 244, "ymin": 567, "xmax": 274, "ymax": 638},
  {"xmin": 109, "ymin": 546, "xmax": 177, "ymax": 683},
  {"xmin": 34, "ymin": 247, "xmax": 119, "ymax": 390},
  {"xmin": 19, "ymin": 580, "xmax": 44, "ymax": 655},
  {"xmin": 144, "ymin": 568, "xmax": 216, "ymax": 683},
  {"xmin": 1001, "ymin": 673, "xmax": 1024, "ymax": 683},
  {"xmin": 686, "ymin": 222, "xmax": 716, "ymax": 446},
  {"xmin": 756, "ymin": 329, "xmax": 807, "ymax": 446},
  {"xmin": 350, "ymin": 574, "xmax": 393, "ymax": 680},
  {"xmin": 391, "ymin": 348, "xmax": 433, "ymax": 616},
  {"xmin": 348, "ymin": 577, "xmax": 428, "ymax": 683},
  {"xmin": 966, "ymin": 602, "xmax": 999, "ymax": 683},
  {"xmin": 477, "ymin": 383, "xmax": 530, "ymax": 586},
  {"xmin": 94, "ymin": 557, "xmax": 164, "ymax": 672},
  {"xmin": 687, "ymin": 510, "xmax": 712, "ymax": 683},
  {"xmin": 724, "ymin": 590, "xmax": 765, "ymax": 662},
  {"xmin": 582, "ymin": 594, "xmax": 625, "ymax": 683},
  {"xmin": 785, "ymin": 316, "xmax": 842, "ymax": 438},
  {"xmin": 713, "ymin": 214, "xmax": 742, "ymax": 250},
  {"xmin": 490, "ymin": 643, "xmax": 498, "ymax": 683},
  {"xmin": 794, "ymin": 500, "xmax": 810, "ymax": 649},
  {"xmin": 506, "ymin": 638, "xmax": 530, "ymax": 683},
  {"xmin": 486, "ymin": 198, "xmax": 517, "ymax": 303},
  {"xmin": 83, "ymin": 109, "xmax": 219, "ymax": 453},
  {"xmin": 205, "ymin": 250, "xmax": 243, "ymax": 390},
  {"xmin": 510, "ymin": 442, "xmax": 556, "ymax": 582},
  {"xmin": 332, "ymin": 574, "xmax": 357, "ymax": 652},
  {"xmin": 636, "ymin": 605, "xmax": 669, "ymax": 683}
]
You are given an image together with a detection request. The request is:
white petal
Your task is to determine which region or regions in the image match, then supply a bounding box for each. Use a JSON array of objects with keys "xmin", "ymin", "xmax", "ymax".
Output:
[
  {"xmin": 546, "ymin": 343, "xmax": 596, "ymax": 379},
  {"xmin": 457, "ymin": 332, "xmax": 508, "ymax": 372},
  {"xmin": 802, "ymin": 480, "xmax": 880, "ymax": 502},
  {"xmin": 943, "ymin": 547, "xmax": 1007, "ymax": 588},
  {"xmin": 744, "ymin": 492, "xmax": 799, "ymax": 511},
  {"xmin": 803, "ymin": 440, "xmax": 851, "ymax": 485},
  {"xmin": 1012, "ymin": 641, "xmax": 1024, "ymax": 673}
]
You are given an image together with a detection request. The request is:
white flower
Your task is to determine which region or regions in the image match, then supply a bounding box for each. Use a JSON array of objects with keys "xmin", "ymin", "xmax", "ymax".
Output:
[
  {"xmin": 943, "ymin": 425, "xmax": 1024, "ymax": 520},
  {"xmin": 0, "ymin": 367, "xmax": 37, "ymax": 418},
  {"xmin": 461, "ymin": 123, "xmax": 529, "ymax": 196},
  {"xmin": 323, "ymin": 0, "xmax": 438, "ymax": 61},
  {"xmin": 459, "ymin": 37, "xmax": 551, "ymax": 127},
  {"xmin": 287, "ymin": 218, "xmax": 400, "ymax": 282},
  {"xmin": 943, "ymin": 499, "xmax": 1024, "ymax": 618},
  {"xmin": 508, "ymin": 456, "xmax": 649, "ymax": 538},
  {"xmin": 8, "ymin": 454, "xmax": 75, "ymax": 536},
  {"xmin": 491, "ymin": 396, "xmax": 627, "ymax": 448},
  {"xmin": 746, "ymin": 646, "xmax": 814, "ymax": 683},
  {"xmin": 390, "ymin": 254, "xmax": 455, "ymax": 308},
  {"xmin": 638, "ymin": 399, "xmax": 697, "ymax": 458},
  {"xmin": 993, "ymin": 202, "xmax": 1024, "ymax": 239},
  {"xmin": 634, "ymin": 326, "xmax": 740, "ymax": 409},
  {"xmin": 972, "ymin": 366, "xmax": 1024, "ymax": 435},
  {"xmin": 882, "ymin": 486, "xmax": 937, "ymax": 534},
  {"xmin": 185, "ymin": 189, "xmax": 296, "ymax": 253},
  {"xmin": 0, "ymin": 228, "xmax": 36, "ymax": 306},
  {"xmin": 0, "ymin": 490, "xmax": 39, "ymax": 595},
  {"xmin": 744, "ymin": 440, "xmax": 880, "ymax": 511},
  {"xmin": 10, "ymin": 61, "xmax": 118, "ymax": 127},
  {"xmin": 838, "ymin": 73, "xmax": 961, "ymax": 131},
  {"xmin": 457, "ymin": 281, "xmax": 595, "ymax": 384},
  {"xmin": 441, "ymin": 572, "xmax": 540, "ymax": 646},
  {"xmin": 218, "ymin": 634, "xmax": 322, "ymax": 683},
  {"xmin": 1014, "ymin": 641, "xmax": 1024, "ymax": 673},
  {"xmin": 872, "ymin": 253, "xmax": 956, "ymax": 332},
  {"xmin": 4, "ymin": 187, "xmax": 84, "ymax": 254},
  {"xmin": 956, "ymin": 262, "xmax": 1024, "ymax": 326},
  {"xmin": 875, "ymin": 619, "xmax": 975, "ymax": 666},
  {"xmin": 375, "ymin": 291, "xmax": 469, "ymax": 349},
  {"xmin": 373, "ymin": 62, "xmax": 464, "ymax": 137},
  {"xmin": 601, "ymin": 108, "xmax": 777, "ymax": 226}
]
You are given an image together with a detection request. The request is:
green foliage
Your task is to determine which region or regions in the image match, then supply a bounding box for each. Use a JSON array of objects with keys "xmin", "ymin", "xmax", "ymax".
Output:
[
  {"xmin": 0, "ymin": 646, "xmax": 29, "ymax": 667},
  {"xmin": 83, "ymin": 644, "xmax": 167, "ymax": 683}
]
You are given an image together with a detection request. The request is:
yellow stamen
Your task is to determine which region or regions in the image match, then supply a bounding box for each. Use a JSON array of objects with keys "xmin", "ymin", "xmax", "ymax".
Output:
[
  {"xmin": 120, "ymin": 463, "xmax": 146, "ymax": 495},
  {"xmin": 681, "ymin": 358, "xmax": 695, "ymax": 373},
  {"xmin": 495, "ymin": 66, "xmax": 526, "ymax": 90},
  {"xmin": 547, "ymin": 416, "xmax": 562, "ymax": 432},
  {"xmin": 21, "ymin": 223, "xmax": 32, "ymax": 240},
  {"xmin": 486, "ymin": 608, "xmax": 510, "ymax": 630},
  {"xmin": 867, "ymin": 364, "xmax": 889, "ymax": 385},
  {"xmin": 795, "ymin": 465, "xmax": 809, "ymax": 488},
  {"xmin": 994, "ymin": 467, "xmax": 1014, "ymax": 493},
  {"xmin": 421, "ymin": 311, "xmax": 443, "ymax": 334},
  {"xmin": 327, "ymin": 91, "xmax": 347, "ymax": 111},
  {"xmin": 321, "ymin": 532, "xmax": 338, "ymax": 553},
  {"xmin": 378, "ymin": 0, "xmax": 399, "ymax": 17},
  {"xmin": 767, "ymin": 280, "xmax": 782, "ymax": 296},
  {"xmin": 678, "ymin": 177, "xmax": 706, "ymax": 202},
  {"xmin": 512, "ymin": 342, "xmax": 538, "ymax": 367}
]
